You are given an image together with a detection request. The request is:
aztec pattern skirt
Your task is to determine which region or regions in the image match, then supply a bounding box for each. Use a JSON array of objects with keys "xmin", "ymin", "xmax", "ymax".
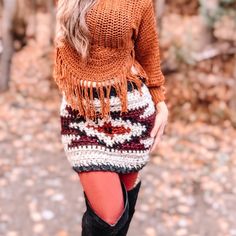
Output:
[{"xmin": 60, "ymin": 78, "xmax": 157, "ymax": 174}]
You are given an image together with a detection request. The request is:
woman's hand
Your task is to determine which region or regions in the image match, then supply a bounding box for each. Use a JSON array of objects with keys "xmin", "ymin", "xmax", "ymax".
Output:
[{"xmin": 150, "ymin": 101, "xmax": 168, "ymax": 152}]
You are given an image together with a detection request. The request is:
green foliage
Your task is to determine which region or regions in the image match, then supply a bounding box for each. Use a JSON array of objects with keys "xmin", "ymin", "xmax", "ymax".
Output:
[
  {"xmin": 220, "ymin": 0, "xmax": 235, "ymax": 4},
  {"xmin": 199, "ymin": 0, "xmax": 236, "ymax": 28}
]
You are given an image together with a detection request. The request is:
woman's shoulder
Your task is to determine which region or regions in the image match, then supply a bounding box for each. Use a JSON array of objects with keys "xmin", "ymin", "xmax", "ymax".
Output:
[
  {"xmin": 131, "ymin": 0, "xmax": 153, "ymax": 23},
  {"xmin": 133, "ymin": 0, "xmax": 153, "ymax": 14}
]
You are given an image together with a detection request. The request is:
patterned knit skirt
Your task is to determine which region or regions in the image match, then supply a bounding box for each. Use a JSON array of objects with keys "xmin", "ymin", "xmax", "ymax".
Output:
[{"xmin": 60, "ymin": 77, "xmax": 157, "ymax": 174}]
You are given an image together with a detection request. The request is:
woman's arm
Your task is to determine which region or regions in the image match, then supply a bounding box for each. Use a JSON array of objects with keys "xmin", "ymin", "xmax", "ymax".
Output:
[
  {"xmin": 134, "ymin": 0, "xmax": 168, "ymax": 151},
  {"xmin": 134, "ymin": 0, "xmax": 166, "ymax": 104}
]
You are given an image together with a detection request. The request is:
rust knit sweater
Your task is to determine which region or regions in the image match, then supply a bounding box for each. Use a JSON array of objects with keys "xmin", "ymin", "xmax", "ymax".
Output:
[{"xmin": 53, "ymin": 0, "xmax": 166, "ymax": 121}]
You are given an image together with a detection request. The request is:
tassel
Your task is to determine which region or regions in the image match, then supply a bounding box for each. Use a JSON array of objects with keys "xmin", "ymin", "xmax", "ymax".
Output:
[
  {"xmin": 53, "ymin": 45, "xmax": 148, "ymax": 121},
  {"xmin": 77, "ymin": 79, "xmax": 85, "ymax": 117},
  {"xmin": 105, "ymin": 80, "xmax": 112, "ymax": 121},
  {"xmin": 89, "ymin": 81, "xmax": 95, "ymax": 119},
  {"xmin": 99, "ymin": 83, "xmax": 105, "ymax": 119},
  {"xmin": 84, "ymin": 81, "xmax": 90, "ymax": 118}
]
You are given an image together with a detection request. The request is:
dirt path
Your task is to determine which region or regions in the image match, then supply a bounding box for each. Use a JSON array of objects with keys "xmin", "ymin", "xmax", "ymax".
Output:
[{"xmin": 1, "ymin": 82, "xmax": 236, "ymax": 236}]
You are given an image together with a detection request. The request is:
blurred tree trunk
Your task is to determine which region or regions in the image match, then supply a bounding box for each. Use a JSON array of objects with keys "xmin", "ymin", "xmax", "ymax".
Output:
[
  {"xmin": 154, "ymin": 0, "xmax": 166, "ymax": 19},
  {"xmin": 0, "ymin": 0, "xmax": 56, "ymax": 92},
  {"xmin": 0, "ymin": 0, "xmax": 17, "ymax": 92},
  {"xmin": 47, "ymin": 0, "xmax": 56, "ymax": 44},
  {"xmin": 153, "ymin": 0, "xmax": 166, "ymax": 32}
]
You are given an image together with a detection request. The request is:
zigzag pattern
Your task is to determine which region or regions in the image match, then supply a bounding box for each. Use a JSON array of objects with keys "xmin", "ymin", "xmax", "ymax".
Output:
[{"xmin": 60, "ymin": 82, "xmax": 157, "ymax": 174}]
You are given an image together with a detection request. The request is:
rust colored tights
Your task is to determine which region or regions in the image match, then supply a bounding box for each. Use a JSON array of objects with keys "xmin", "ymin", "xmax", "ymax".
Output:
[{"xmin": 78, "ymin": 171, "xmax": 139, "ymax": 225}]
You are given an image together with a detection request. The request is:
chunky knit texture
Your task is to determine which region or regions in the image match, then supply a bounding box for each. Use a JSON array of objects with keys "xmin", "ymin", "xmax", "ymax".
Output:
[
  {"xmin": 53, "ymin": 0, "xmax": 166, "ymax": 121},
  {"xmin": 60, "ymin": 81, "xmax": 157, "ymax": 173}
]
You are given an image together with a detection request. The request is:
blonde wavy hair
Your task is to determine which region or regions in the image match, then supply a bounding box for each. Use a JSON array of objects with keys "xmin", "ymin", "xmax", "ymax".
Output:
[{"xmin": 55, "ymin": 0, "xmax": 97, "ymax": 60}]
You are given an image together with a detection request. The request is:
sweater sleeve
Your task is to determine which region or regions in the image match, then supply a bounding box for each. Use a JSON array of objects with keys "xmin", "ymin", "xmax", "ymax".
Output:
[{"xmin": 134, "ymin": 0, "xmax": 166, "ymax": 104}]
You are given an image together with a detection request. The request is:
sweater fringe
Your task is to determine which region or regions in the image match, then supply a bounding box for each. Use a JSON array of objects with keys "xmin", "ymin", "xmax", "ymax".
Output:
[{"xmin": 53, "ymin": 49, "xmax": 148, "ymax": 122}]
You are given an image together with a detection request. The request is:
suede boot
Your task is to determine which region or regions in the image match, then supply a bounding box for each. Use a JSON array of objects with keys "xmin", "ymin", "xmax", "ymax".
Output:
[
  {"xmin": 81, "ymin": 180, "xmax": 129, "ymax": 236},
  {"xmin": 116, "ymin": 180, "xmax": 142, "ymax": 236}
]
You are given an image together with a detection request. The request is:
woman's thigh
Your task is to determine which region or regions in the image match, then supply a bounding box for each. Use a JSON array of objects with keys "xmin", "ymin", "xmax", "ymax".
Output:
[
  {"xmin": 78, "ymin": 171, "xmax": 124, "ymax": 225},
  {"xmin": 119, "ymin": 172, "xmax": 139, "ymax": 191}
]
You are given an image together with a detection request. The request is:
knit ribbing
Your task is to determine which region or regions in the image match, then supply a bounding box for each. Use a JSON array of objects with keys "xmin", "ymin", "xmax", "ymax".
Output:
[{"xmin": 53, "ymin": 0, "xmax": 166, "ymax": 121}]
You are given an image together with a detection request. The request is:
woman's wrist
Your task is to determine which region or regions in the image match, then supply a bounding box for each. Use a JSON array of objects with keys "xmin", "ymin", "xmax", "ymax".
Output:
[{"xmin": 156, "ymin": 101, "xmax": 168, "ymax": 114}]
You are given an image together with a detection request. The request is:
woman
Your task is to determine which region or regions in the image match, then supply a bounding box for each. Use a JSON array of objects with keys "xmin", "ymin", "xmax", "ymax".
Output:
[{"xmin": 53, "ymin": 0, "xmax": 168, "ymax": 235}]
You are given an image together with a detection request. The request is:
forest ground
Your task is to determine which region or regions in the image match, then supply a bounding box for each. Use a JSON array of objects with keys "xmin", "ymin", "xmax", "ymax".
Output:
[
  {"xmin": 1, "ymin": 8, "xmax": 236, "ymax": 236},
  {"xmin": 0, "ymin": 43, "xmax": 235, "ymax": 236}
]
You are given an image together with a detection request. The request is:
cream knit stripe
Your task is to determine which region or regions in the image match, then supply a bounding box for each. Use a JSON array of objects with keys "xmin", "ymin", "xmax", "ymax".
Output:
[
  {"xmin": 65, "ymin": 149, "xmax": 150, "ymax": 169},
  {"xmin": 60, "ymin": 82, "xmax": 156, "ymax": 118}
]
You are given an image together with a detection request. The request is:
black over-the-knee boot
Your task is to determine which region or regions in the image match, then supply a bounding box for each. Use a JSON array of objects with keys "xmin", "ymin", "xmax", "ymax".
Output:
[
  {"xmin": 117, "ymin": 180, "xmax": 142, "ymax": 236},
  {"xmin": 81, "ymin": 180, "xmax": 129, "ymax": 236}
]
